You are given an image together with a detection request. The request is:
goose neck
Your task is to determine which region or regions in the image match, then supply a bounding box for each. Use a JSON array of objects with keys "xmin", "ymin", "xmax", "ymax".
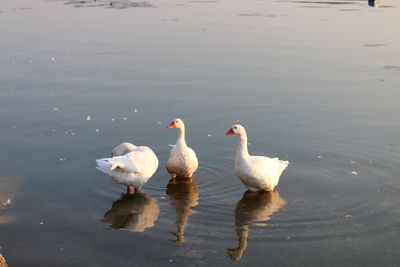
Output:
[
  {"xmin": 176, "ymin": 128, "xmax": 187, "ymax": 147},
  {"xmin": 236, "ymin": 134, "xmax": 249, "ymax": 158}
]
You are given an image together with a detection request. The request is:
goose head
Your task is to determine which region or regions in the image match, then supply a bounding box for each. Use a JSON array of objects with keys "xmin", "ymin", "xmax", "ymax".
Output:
[
  {"xmin": 225, "ymin": 124, "xmax": 246, "ymax": 137},
  {"xmin": 167, "ymin": 118, "xmax": 185, "ymax": 130},
  {"xmin": 111, "ymin": 142, "xmax": 136, "ymax": 157}
]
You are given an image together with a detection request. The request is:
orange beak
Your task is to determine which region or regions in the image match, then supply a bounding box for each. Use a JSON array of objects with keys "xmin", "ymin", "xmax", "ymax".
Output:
[
  {"xmin": 225, "ymin": 128, "xmax": 234, "ymax": 136},
  {"xmin": 167, "ymin": 121, "xmax": 177, "ymax": 128}
]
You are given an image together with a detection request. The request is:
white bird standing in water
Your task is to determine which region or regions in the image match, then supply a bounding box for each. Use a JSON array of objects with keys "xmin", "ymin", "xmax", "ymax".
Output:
[
  {"xmin": 225, "ymin": 124, "xmax": 288, "ymax": 191},
  {"xmin": 96, "ymin": 142, "xmax": 159, "ymax": 194},
  {"xmin": 166, "ymin": 118, "xmax": 198, "ymax": 178}
]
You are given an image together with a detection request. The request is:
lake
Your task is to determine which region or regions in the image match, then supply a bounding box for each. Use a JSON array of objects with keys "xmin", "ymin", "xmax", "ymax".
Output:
[{"xmin": 0, "ymin": 0, "xmax": 400, "ymax": 266}]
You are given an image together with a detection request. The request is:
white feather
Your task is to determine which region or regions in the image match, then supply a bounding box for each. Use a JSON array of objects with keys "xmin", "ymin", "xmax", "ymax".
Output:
[
  {"xmin": 112, "ymin": 142, "xmax": 137, "ymax": 156},
  {"xmin": 96, "ymin": 144, "xmax": 159, "ymax": 190},
  {"xmin": 166, "ymin": 118, "xmax": 198, "ymax": 178},
  {"xmin": 229, "ymin": 124, "xmax": 288, "ymax": 191}
]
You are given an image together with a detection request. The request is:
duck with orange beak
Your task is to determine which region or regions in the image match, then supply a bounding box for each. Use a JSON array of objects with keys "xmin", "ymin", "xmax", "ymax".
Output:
[
  {"xmin": 166, "ymin": 118, "xmax": 199, "ymax": 178},
  {"xmin": 225, "ymin": 124, "xmax": 288, "ymax": 191}
]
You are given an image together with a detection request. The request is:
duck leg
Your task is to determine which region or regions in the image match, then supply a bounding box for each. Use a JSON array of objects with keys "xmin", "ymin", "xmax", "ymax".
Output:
[{"xmin": 127, "ymin": 185, "xmax": 135, "ymax": 194}]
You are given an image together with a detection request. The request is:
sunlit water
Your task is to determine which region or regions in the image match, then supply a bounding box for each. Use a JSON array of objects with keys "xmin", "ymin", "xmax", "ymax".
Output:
[{"xmin": 0, "ymin": 0, "xmax": 400, "ymax": 265}]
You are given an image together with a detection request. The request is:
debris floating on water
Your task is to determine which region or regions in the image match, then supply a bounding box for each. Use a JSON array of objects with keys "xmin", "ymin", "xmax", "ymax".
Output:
[
  {"xmin": 123, "ymin": 117, "xmax": 127, "ymax": 120},
  {"xmin": 86, "ymin": 115, "xmax": 91, "ymax": 121},
  {"xmin": 59, "ymin": 158, "xmax": 65, "ymax": 162},
  {"xmin": 207, "ymin": 134, "xmax": 212, "ymax": 137},
  {"xmin": 133, "ymin": 108, "xmax": 138, "ymax": 113},
  {"xmin": 51, "ymin": 56, "xmax": 56, "ymax": 62},
  {"xmin": 317, "ymin": 155, "xmax": 322, "ymax": 159},
  {"xmin": 52, "ymin": 107, "xmax": 60, "ymax": 111},
  {"xmin": 96, "ymin": 128, "xmax": 100, "ymax": 133},
  {"xmin": 351, "ymin": 171, "xmax": 358, "ymax": 175},
  {"xmin": 350, "ymin": 160, "xmax": 355, "ymax": 164},
  {"xmin": 64, "ymin": 130, "xmax": 74, "ymax": 135},
  {"xmin": 111, "ymin": 118, "xmax": 115, "ymax": 121},
  {"xmin": 156, "ymin": 121, "xmax": 162, "ymax": 125},
  {"xmin": 2, "ymin": 199, "xmax": 11, "ymax": 206}
]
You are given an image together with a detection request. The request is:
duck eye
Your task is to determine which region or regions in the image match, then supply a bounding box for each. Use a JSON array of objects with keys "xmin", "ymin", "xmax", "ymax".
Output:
[
  {"xmin": 175, "ymin": 120, "xmax": 178, "ymax": 123},
  {"xmin": 234, "ymin": 126, "xmax": 237, "ymax": 130}
]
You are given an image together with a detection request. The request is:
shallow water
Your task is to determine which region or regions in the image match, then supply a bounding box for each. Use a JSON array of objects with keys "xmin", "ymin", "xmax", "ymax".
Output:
[{"xmin": 0, "ymin": 0, "xmax": 400, "ymax": 265}]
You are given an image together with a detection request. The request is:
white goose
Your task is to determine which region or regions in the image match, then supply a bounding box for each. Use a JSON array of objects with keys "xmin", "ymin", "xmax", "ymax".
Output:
[
  {"xmin": 166, "ymin": 118, "xmax": 198, "ymax": 178},
  {"xmin": 225, "ymin": 124, "xmax": 288, "ymax": 191},
  {"xmin": 96, "ymin": 142, "xmax": 159, "ymax": 194}
]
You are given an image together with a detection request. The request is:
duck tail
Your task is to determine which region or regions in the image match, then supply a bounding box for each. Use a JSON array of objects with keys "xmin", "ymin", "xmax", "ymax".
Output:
[
  {"xmin": 96, "ymin": 158, "xmax": 113, "ymax": 174},
  {"xmin": 279, "ymin": 160, "xmax": 289, "ymax": 171}
]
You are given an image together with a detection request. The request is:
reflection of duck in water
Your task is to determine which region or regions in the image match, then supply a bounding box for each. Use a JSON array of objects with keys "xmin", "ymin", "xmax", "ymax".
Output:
[
  {"xmin": 102, "ymin": 192, "xmax": 160, "ymax": 232},
  {"xmin": 368, "ymin": 0, "xmax": 380, "ymax": 7},
  {"xmin": 166, "ymin": 177, "xmax": 199, "ymax": 243},
  {"xmin": 226, "ymin": 190, "xmax": 286, "ymax": 261}
]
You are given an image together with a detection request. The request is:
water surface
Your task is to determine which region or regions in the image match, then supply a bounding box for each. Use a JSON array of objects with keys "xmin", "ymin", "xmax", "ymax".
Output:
[{"xmin": 0, "ymin": 0, "xmax": 400, "ymax": 265}]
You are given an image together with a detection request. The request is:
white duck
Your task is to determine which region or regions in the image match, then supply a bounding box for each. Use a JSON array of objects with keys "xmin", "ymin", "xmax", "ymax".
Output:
[
  {"xmin": 96, "ymin": 142, "xmax": 159, "ymax": 194},
  {"xmin": 166, "ymin": 118, "xmax": 198, "ymax": 178},
  {"xmin": 225, "ymin": 124, "xmax": 288, "ymax": 191}
]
